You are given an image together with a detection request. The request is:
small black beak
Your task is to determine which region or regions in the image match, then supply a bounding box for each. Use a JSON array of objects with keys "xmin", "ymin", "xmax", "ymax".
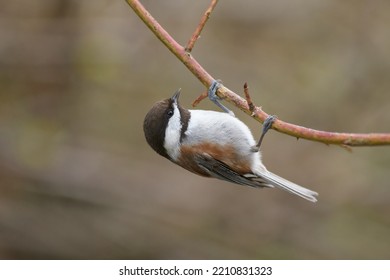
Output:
[{"xmin": 171, "ymin": 88, "xmax": 181, "ymax": 103}]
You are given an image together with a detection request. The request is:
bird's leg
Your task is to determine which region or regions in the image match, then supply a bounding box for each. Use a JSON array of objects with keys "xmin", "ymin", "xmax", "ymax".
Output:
[
  {"xmin": 208, "ymin": 80, "xmax": 235, "ymax": 116},
  {"xmin": 251, "ymin": 115, "xmax": 277, "ymax": 152}
]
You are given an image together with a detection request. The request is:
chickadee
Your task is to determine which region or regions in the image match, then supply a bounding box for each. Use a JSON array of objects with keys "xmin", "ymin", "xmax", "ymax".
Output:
[{"xmin": 143, "ymin": 82, "xmax": 318, "ymax": 202}]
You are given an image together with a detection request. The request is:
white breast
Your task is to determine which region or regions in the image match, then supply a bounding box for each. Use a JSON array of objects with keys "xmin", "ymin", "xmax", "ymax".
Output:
[
  {"xmin": 163, "ymin": 103, "xmax": 182, "ymax": 160},
  {"xmin": 185, "ymin": 110, "xmax": 254, "ymax": 145},
  {"xmin": 184, "ymin": 110, "xmax": 267, "ymax": 172}
]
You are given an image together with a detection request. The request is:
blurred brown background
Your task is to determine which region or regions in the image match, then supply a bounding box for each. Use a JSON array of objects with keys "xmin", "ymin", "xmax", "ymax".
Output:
[{"xmin": 1, "ymin": 0, "xmax": 390, "ymax": 259}]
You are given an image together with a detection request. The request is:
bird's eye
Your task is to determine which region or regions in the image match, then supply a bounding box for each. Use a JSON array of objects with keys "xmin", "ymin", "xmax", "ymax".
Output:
[{"xmin": 167, "ymin": 109, "xmax": 174, "ymax": 117}]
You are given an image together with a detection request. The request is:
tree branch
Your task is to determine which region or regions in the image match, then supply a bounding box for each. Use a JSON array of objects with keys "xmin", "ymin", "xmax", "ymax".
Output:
[
  {"xmin": 185, "ymin": 0, "xmax": 219, "ymax": 52},
  {"xmin": 124, "ymin": 0, "xmax": 390, "ymax": 147}
]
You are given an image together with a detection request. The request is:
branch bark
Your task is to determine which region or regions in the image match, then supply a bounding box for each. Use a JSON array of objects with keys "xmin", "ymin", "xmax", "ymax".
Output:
[
  {"xmin": 124, "ymin": 0, "xmax": 390, "ymax": 147},
  {"xmin": 185, "ymin": 0, "xmax": 219, "ymax": 52}
]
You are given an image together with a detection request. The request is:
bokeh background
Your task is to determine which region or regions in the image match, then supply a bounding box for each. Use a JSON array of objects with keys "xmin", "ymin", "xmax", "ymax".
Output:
[{"xmin": 1, "ymin": 0, "xmax": 390, "ymax": 259}]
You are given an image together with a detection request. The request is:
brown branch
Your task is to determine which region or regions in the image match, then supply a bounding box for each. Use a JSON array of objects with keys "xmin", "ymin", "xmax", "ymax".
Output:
[
  {"xmin": 240, "ymin": 84, "xmax": 390, "ymax": 147},
  {"xmin": 125, "ymin": 0, "xmax": 213, "ymax": 88},
  {"xmin": 192, "ymin": 90, "xmax": 208, "ymax": 107},
  {"xmin": 124, "ymin": 0, "xmax": 390, "ymax": 147},
  {"xmin": 185, "ymin": 0, "xmax": 219, "ymax": 52},
  {"xmin": 243, "ymin": 82, "xmax": 256, "ymax": 113}
]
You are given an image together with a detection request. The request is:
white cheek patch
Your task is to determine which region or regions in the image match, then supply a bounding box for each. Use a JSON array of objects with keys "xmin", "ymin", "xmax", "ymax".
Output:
[{"xmin": 163, "ymin": 104, "xmax": 182, "ymax": 160}]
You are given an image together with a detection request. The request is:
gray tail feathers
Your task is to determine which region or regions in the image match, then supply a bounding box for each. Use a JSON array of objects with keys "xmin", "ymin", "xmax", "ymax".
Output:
[{"xmin": 260, "ymin": 170, "xmax": 318, "ymax": 202}]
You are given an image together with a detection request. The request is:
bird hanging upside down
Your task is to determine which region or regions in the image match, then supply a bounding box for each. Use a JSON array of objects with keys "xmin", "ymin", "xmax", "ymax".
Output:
[{"xmin": 143, "ymin": 81, "xmax": 318, "ymax": 202}]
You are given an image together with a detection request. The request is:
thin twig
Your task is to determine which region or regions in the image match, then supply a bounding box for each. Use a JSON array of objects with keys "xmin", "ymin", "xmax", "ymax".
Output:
[
  {"xmin": 192, "ymin": 90, "xmax": 208, "ymax": 107},
  {"xmin": 124, "ymin": 0, "xmax": 213, "ymax": 88},
  {"xmin": 243, "ymin": 82, "xmax": 256, "ymax": 114},
  {"xmin": 185, "ymin": 0, "xmax": 219, "ymax": 52},
  {"xmin": 124, "ymin": 0, "xmax": 390, "ymax": 147}
]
